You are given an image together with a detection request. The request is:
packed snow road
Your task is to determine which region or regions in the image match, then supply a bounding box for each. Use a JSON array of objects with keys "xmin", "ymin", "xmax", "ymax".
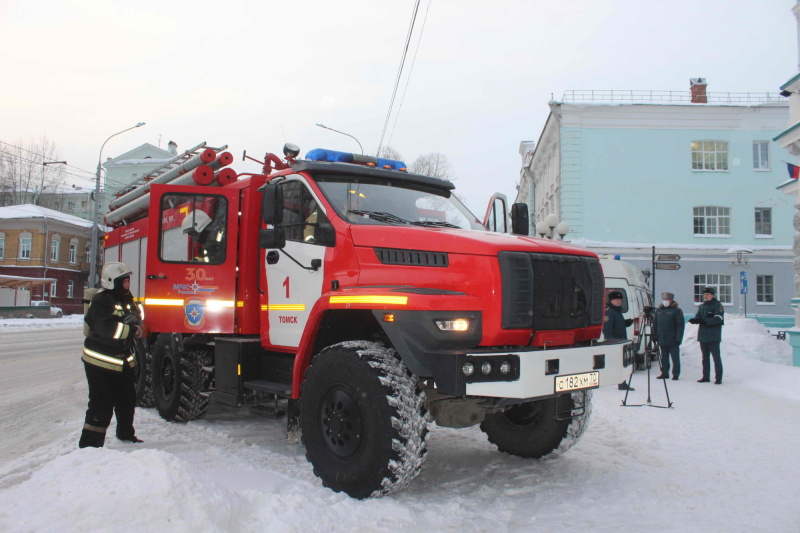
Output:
[{"xmin": 0, "ymin": 317, "xmax": 798, "ymax": 532}]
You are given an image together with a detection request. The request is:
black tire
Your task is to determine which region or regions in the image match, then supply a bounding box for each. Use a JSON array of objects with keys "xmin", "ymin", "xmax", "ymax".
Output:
[
  {"xmin": 480, "ymin": 391, "xmax": 592, "ymax": 459},
  {"xmin": 152, "ymin": 334, "xmax": 209, "ymax": 422},
  {"xmin": 134, "ymin": 342, "xmax": 155, "ymax": 408},
  {"xmin": 300, "ymin": 341, "xmax": 428, "ymax": 499}
]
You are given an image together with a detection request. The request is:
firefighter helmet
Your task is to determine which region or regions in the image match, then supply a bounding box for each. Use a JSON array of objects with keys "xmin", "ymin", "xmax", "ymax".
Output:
[
  {"xmin": 181, "ymin": 210, "xmax": 212, "ymax": 234},
  {"xmin": 100, "ymin": 262, "xmax": 133, "ymax": 290}
]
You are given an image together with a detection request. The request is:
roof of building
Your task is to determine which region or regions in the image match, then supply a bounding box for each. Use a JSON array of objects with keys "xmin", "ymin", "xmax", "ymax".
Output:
[{"xmin": 0, "ymin": 204, "xmax": 94, "ymax": 228}]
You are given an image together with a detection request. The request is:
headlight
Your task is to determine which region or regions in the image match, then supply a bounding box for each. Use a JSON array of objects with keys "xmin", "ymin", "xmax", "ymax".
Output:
[
  {"xmin": 462, "ymin": 362, "xmax": 475, "ymax": 376},
  {"xmin": 435, "ymin": 319, "xmax": 470, "ymax": 332}
]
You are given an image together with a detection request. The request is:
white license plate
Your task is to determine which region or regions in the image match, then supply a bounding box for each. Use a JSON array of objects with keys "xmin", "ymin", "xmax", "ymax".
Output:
[{"xmin": 555, "ymin": 372, "xmax": 599, "ymax": 392}]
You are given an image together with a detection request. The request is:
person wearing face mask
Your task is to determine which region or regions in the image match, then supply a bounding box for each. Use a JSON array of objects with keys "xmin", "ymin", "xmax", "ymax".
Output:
[
  {"xmin": 79, "ymin": 262, "xmax": 144, "ymax": 448},
  {"xmin": 653, "ymin": 292, "xmax": 685, "ymax": 380}
]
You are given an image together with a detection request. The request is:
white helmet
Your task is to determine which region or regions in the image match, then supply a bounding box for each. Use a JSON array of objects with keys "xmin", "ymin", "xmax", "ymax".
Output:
[
  {"xmin": 100, "ymin": 262, "xmax": 133, "ymax": 290},
  {"xmin": 181, "ymin": 210, "xmax": 212, "ymax": 234}
]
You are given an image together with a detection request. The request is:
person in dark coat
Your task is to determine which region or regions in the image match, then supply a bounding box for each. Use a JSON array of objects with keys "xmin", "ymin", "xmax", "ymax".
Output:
[
  {"xmin": 653, "ymin": 292, "xmax": 685, "ymax": 380},
  {"xmin": 688, "ymin": 286, "xmax": 725, "ymax": 384},
  {"xmin": 79, "ymin": 262, "xmax": 144, "ymax": 448},
  {"xmin": 603, "ymin": 290, "xmax": 635, "ymax": 391}
]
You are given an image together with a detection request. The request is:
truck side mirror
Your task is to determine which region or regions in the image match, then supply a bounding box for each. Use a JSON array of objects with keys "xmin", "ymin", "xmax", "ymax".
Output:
[
  {"xmin": 262, "ymin": 183, "xmax": 283, "ymax": 225},
  {"xmin": 259, "ymin": 228, "xmax": 286, "ymax": 249},
  {"xmin": 511, "ymin": 203, "xmax": 529, "ymax": 235}
]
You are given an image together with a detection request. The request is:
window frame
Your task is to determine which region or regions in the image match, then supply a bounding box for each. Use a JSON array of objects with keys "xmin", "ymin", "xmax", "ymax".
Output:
[
  {"xmin": 67, "ymin": 280, "xmax": 74, "ymax": 298},
  {"xmin": 693, "ymin": 274, "xmax": 732, "ymax": 305},
  {"xmin": 0, "ymin": 232, "xmax": 5, "ymax": 259},
  {"xmin": 753, "ymin": 141, "xmax": 770, "ymax": 171},
  {"xmin": 69, "ymin": 238, "xmax": 78, "ymax": 264},
  {"xmin": 50, "ymin": 235, "xmax": 60, "ymax": 262},
  {"xmin": 693, "ymin": 206, "xmax": 731, "ymax": 237},
  {"xmin": 691, "ymin": 141, "xmax": 729, "ymax": 172},
  {"xmin": 754, "ymin": 207, "xmax": 772, "ymax": 238},
  {"xmin": 158, "ymin": 192, "xmax": 229, "ymax": 265},
  {"xmin": 756, "ymin": 275, "xmax": 775, "ymax": 305},
  {"xmin": 19, "ymin": 233, "xmax": 32, "ymax": 260}
]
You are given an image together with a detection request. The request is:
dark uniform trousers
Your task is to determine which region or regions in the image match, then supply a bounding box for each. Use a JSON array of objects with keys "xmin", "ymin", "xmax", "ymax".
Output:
[
  {"xmin": 79, "ymin": 359, "xmax": 137, "ymax": 448},
  {"xmin": 700, "ymin": 342, "xmax": 723, "ymax": 382}
]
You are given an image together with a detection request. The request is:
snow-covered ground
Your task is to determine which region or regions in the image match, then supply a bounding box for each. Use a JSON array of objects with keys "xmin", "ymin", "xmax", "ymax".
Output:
[{"xmin": 0, "ymin": 316, "xmax": 798, "ymax": 532}]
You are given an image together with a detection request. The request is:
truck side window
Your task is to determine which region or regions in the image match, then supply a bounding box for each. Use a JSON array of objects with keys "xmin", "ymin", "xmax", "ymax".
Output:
[
  {"xmin": 159, "ymin": 193, "xmax": 227, "ymax": 264},
  {"xmin": 279, "ymin": 181, "xmax": 330, "ymax": 245}
]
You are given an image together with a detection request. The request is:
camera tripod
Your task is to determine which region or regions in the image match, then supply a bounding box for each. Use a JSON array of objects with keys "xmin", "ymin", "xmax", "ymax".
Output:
[{"xmin": 621, "ymin": 311, "xmax": 674, "ymax": 409}]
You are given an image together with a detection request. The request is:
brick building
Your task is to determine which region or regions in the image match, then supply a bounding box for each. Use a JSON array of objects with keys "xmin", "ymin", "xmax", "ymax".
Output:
[{"xmin": 0, "ymin": 204, "xmax": 93, "ymax": 314}]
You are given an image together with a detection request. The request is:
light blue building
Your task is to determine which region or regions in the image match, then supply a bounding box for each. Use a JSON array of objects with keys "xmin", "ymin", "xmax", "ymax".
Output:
[{"xmin": 517, "ymin": 81, "xmax": 793, "ymax": 316}]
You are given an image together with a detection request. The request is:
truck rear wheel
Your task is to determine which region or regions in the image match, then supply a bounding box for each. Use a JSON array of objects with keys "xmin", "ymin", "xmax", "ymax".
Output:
[
  {"xmin": 480, "ymin": 391, "xmax": 592, "ymax": 458},
  {"xmin": 300, "ymin": 341, "xmax": 428, "ymax": 499},
  {"xmin": 152, "ymin": 334, "xmax": 209, "ymax": 422},
  {"xmin": 133, "ymin": 342, "xmax": 155, "ymax": 408}
]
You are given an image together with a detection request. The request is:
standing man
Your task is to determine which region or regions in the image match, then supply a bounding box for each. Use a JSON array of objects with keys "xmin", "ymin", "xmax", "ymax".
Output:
[
  {"xmin": 79, "ymin": 262, "xmax": 144, "ymax": 448},
  {"xmin": 688, "ymin": 286, "xmax": 725, "ymax": 384},
  {"xmin": 653, "ymin": 292, "xmax": 685, "ymax": 380},
  {"xmin": 603, "ymin": 290, "xmax": 635, "ymax": 391}
]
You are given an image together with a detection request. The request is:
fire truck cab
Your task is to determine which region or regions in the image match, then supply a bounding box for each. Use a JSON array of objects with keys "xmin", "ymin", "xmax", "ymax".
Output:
[{"xmin": 102, "ymin": 144, "xmax": 631, "ymax": 499}]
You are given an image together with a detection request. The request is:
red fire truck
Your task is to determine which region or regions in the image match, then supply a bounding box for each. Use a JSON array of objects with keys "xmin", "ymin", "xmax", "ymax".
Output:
[{"xmin": 101, "ymin": 143, "xmax": 631, "ymax": 499}]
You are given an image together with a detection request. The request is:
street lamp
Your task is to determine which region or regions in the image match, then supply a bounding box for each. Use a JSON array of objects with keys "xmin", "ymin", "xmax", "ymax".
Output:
[
  {"xmin": 35, "ymin": 161, "xmax": 67, "ymax": 205},
  {"xmin": 88, "ymin": 122, "xmax": 146, "ymax": 288},
  {"xmin": 315, "ymin": 123, "xmax": 364, "ymax": 154}
]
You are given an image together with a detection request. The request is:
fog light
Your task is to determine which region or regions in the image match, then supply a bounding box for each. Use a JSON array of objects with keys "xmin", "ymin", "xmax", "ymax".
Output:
[
  {"xmin": 435, "ymin": 319, "xmax": 469, "ymax": 332},
  {"xmin": 462, "ymin": 362, "xmax": 475, "ymax": 376},
  {"xmin": 499, "ymin": 361, "xmax": 511, "ymax": 375},
  {"xmin": 481, "ymin": 362, "xmax": 492, "ymax": 375}
]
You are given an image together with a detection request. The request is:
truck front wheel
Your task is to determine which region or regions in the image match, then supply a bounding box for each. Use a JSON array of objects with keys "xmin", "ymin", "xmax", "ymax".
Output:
[
  {"xmin": 480, "ymin": 391, "xmax": 592, "ymax": 458},
  {"xmin": 300, "ymin": 341, "xmax": 428, "ymax": 499},
  {"xmin": 152, "ymin": 334, "xmax": 209, "ymax": 422}
]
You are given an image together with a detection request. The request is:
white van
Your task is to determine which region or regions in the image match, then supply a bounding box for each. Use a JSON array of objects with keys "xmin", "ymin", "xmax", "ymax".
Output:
[{"xmin": 600, "ymin": 257, "xmax": 654, "ymax": 369}]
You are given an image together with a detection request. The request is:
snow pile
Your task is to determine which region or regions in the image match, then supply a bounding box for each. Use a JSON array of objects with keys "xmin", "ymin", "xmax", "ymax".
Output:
[
  {"xmin": 0, "ymin": 318, "xmax": 798, "ymax": 531},
  {"xmin": 0, "ymin": 314, "xmax": 84, "ymax": 330}
]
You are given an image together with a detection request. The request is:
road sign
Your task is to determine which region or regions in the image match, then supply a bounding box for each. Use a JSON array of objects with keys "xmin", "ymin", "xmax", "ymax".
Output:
[
  {"xmin": 740, "ymin": 271, "xmax": 748, "ymax": 294},
  {"xmin": 656, "ymin": 254, "xmax": 681, "ymax": 262},
  {"xmin": 655, "ymin": 262, "xmax": 681, "ymax": 270}
]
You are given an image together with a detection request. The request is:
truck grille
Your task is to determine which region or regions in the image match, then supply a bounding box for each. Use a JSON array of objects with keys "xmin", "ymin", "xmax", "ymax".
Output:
[
  {"xmin": 375, "ymin": 248, "xmax": 449, "ymax": 267},
  {"xmin": 498, "ymin": 251, "xmax": 604, "ymax": 330}
]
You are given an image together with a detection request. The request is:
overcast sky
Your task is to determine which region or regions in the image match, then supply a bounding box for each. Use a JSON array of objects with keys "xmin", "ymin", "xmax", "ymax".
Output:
[{"xmin": 1, "ymin": 0, "xmax": 797, "ymax": 214}]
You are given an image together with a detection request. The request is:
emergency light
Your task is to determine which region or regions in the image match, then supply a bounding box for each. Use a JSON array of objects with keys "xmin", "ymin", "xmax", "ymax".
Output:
[{"xmin": 305, "ymin": 148, "xmax": 407, "ymax": 171}]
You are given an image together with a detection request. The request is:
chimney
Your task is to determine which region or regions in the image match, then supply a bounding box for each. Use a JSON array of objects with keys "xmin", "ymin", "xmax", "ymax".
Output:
[
  {"xmin": 168, "ymin": 140, "xmax": 178, "ymax": 155},
  {"xmin": 690, "ymin": 78, "xmax": 708, "ymax": 104}
]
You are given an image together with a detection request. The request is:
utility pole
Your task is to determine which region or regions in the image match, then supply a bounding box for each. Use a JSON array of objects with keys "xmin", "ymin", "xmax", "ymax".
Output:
[{"xmin": 88, "ymin": 122, "xmax": 145, "ymax": 288}]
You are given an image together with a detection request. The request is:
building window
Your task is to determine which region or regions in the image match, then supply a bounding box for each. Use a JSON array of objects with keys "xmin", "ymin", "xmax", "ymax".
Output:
[
  {"xmin": 692, "ymin": 141, "xmax": 729, "ymax": 171},
  {"xmin": 694, "ymin": 274, "xmax": 732, "ymax": 304},
  {"xmin": 753, "ymin": 141, "xmax": 770, "ymax": 170},
  {"xmin": 693, "ymin": 206, "xmax": 731, "ymax": 236},
  {"xmin": 19, "ymin": 234, "xmax": 32, "ymax": 259},
  {"xmin": 0, "ymin": 233, "xmax": 4, "ymax": 259},
  {"xmin": 756, "ymin": 275, "xmax": 774, "ymax": 304},
  {"xmin": 67, "ymin": 280, "xmax": 74, "ymax": 298},
  {"xmin": 85, "ymin": 244, "xmax": 91, "ymax": 264},
  {"xmin": 69, "ymin": 239, "xmax": 78, "ymax": 263},
  {"xmin": 50, "ymin": 236, "xmax": 60, "ymax": 262},
  {"xmin": 67, "ymin": 201, "xmax": 75, "ymax": 212},
  {"xmin": 755, "ymin": 207, "xmax": 772, "ymax": 237},
  {"xmin": 50, "ymin": 281, "xmax": 57, "ymax": 298}
]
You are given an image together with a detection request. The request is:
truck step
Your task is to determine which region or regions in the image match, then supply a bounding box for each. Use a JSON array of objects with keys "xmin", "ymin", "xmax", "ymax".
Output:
[{"xmin": 243, "ymin": 379, "xmax": 292, "ymax": 397}]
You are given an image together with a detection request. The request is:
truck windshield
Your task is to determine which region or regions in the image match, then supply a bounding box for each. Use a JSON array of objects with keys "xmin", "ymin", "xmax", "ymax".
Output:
[{"xmin": 315, "ymin": 177, "xmax": 484, "ymax": 231}]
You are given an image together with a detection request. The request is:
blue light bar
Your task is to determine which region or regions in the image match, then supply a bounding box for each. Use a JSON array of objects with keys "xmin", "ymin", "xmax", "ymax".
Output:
[{"xmin": 305, "ymin": 148, "xmax": 407, "ymax": 170}]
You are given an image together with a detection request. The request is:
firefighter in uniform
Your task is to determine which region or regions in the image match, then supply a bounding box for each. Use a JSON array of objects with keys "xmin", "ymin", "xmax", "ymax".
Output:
[{"xmin": 79, "ymin": 262, "xmax": 144, "ymax": 448}]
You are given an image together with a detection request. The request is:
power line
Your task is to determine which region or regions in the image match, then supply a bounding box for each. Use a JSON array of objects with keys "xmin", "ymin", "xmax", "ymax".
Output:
[
  {"xmin": 386, "ymin": 0, "xmax": 432, "ymax": 151},
  {"xmin": 376, "ymin": 0, "xmax": 421, "ymax": 157}
]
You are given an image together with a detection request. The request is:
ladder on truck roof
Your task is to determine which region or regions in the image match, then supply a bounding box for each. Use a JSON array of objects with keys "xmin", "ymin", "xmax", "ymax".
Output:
[{"xmin": 113, "ymin": 142, "xmax": 228, "ymax": 198}]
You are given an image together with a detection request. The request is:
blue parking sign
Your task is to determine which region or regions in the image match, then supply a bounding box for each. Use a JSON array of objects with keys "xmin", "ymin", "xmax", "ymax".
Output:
[{"xmin": 740, "ymin": 271, "xmax": 748, "ymax": 294}]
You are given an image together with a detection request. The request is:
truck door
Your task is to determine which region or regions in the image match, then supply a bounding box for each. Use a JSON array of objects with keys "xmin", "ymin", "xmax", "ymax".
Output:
[
  {"xmin": 144, "ymin": 184, "xmax": 239, "ymax": 334},
  {"xmin": 262, "ymin": 178, "xmax": 329, "ymax": 348}
]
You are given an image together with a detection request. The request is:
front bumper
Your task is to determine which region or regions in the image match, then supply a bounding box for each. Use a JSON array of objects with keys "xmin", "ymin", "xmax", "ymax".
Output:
[{"xmin": 428, "ymin": 341, "xmax": 631, "ymax": 399}]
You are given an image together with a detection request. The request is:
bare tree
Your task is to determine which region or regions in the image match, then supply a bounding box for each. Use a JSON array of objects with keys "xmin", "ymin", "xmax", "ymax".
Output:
[
  {"xmin": 409, "ymin": 152, "xmax": 455, "ymax": 181},
  {"xmin": 377, "ymin": 146, "xmax": 404, "ymax": 162},
  {"xmin": 0, "ymin": 136, "xmax": 65, "ymax": 206}
]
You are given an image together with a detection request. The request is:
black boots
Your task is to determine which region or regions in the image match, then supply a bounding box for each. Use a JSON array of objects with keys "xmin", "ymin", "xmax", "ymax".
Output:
[
  {"xmin": 656, "ymin": 374, "xmax": 668, "ymax": 379},
  {"xmin": 79, "ymin": 428, "xmax": 106, "ymax": 448},
  {"xmin": 117, "ymin": 435, "xmax": 144, "ymax": 443},
  {"xmin": 697, "ymin": 378, "xmax": 710, "ymax": 383}
]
